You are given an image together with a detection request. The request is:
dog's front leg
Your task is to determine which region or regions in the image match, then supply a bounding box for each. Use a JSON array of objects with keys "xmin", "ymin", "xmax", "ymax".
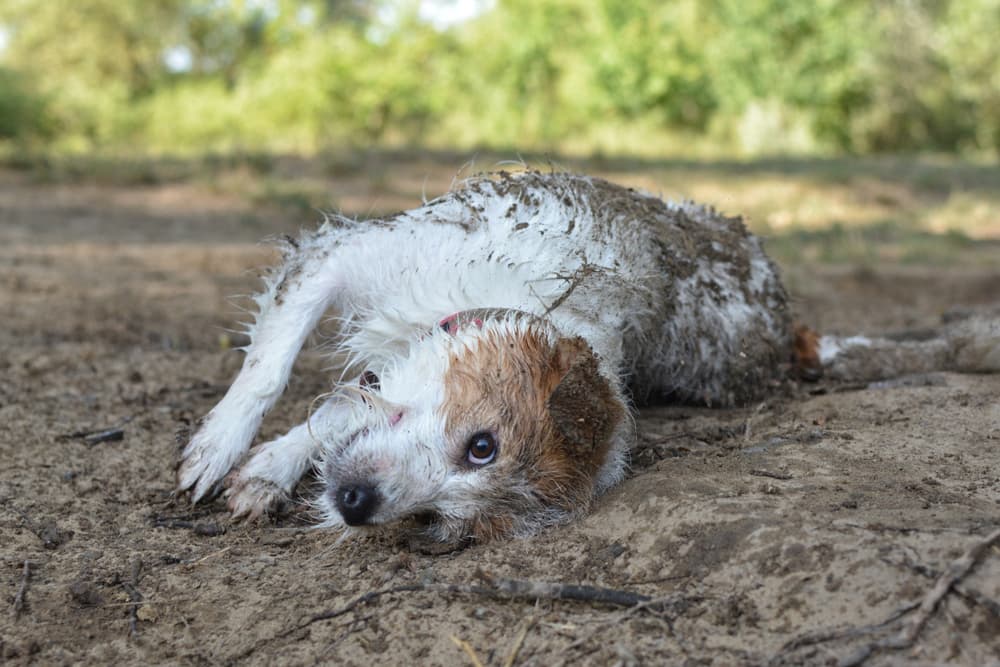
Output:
[
  {"xmin": 224, "ymin": 396, "xmax": 355, "ymax": 519},
  {"xmin": 177, "ymin": 227, "xmax": 357, "ymax": 501}
]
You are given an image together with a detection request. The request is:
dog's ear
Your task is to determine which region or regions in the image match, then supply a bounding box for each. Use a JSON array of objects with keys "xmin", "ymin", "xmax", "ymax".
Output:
[{"xmin": 546, "ymin": 337, "xmax": 624, "ymax": 457}]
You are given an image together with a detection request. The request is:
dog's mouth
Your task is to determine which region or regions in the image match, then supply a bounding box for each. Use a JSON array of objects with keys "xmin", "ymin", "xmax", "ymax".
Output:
[
  {"xmin": 334, "ymin": 508, "xmax": 472, "ymax": 553},
  {"xmin": 411, "ymin": 510, "xmax": 439, "ymax": 526},
  {"xmin": 404, "ymin": 511, "xmax": 474, "ymax": 554}
]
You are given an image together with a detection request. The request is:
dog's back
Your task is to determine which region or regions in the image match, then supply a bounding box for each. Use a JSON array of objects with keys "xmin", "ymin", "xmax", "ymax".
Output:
[{"xmin": 376, "ymin": 172, "xmax": 792, "ymax": 406}]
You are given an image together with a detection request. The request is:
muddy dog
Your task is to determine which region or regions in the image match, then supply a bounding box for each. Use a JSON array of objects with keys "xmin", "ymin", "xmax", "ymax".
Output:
[{"xmin": 177, "ymin": 171, "xmax": 999, "ymax": 542}]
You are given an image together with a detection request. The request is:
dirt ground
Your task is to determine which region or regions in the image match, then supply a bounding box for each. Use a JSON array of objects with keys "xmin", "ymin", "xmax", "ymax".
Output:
[{"xmin": 1, "ymin": 160, "xmax": 999, "ymax": 666}]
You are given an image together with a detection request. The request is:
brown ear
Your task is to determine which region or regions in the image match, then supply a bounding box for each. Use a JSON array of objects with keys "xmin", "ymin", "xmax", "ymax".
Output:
[{"xmin": 546, "ymin": 337, "xmax": 624, "ymax": 456}]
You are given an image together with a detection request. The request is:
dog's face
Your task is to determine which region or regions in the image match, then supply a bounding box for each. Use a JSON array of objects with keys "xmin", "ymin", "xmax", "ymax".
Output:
[{"xmin": 316, "ymin": 316, "xmax": 626, "ymax": 543}]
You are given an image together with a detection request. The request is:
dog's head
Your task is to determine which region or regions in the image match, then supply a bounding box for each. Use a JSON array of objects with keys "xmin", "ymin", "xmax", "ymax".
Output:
[{"xmin": 316, "ymin": 312, "xmax": 627, "ymax": 543}]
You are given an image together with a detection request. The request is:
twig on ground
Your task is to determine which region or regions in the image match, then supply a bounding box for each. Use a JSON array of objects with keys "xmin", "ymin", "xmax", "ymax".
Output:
[
  {"xmin": 882, "ymin": 550, "xmax": 1000, "ymax": 619},
  {"xmin": 189, "ymin": 546, "xmax": 233, "ymax": 566},
  {"xmin": 295, "ymin": 573, "xmax": 660, "ymax": 635},
  {"xmin": 617, "ymin": 593, "xmax": 699, "ymax": 620},
  {"xmin": 300, "ymin": 586, "xmax": 417, "ymax": 628},
  {"xmin": 867, "ymin": 373, "xmax": 946, "ymax": 390},
  {"xmin": 777, "ymin": 601, "xmax": 920, "ymax": 655},
  {"xmin": 742, "ymin": 428, "xmax": 826, "ymax": 454},
  {"xmin": 475, "ymin": 571, "xmax": 653, "ymax": 607},
  {"xmin": 820, "ymin": 375, "xmax": 948, "ymax": 395},
  {"xmin": 742, "ymin": 401, "xmax": 768, "ymax": 443},
  {"xmin": 58, "ymin": 415, "xmax": 134, "ymax": 445},
  {"xmin": 955, "ymin": 584, "xmax": 1000, "ymax": 618},
  {"xmin": 150, "ymin": 516, "xmax": 225, "ymax": 536},
  {"xmin": 639, "ymin": 431, "xmax": 694, "ymax": 444},
  {"xmin": 774, "ymin": 527, "xmax": 1000, "ymax": 667},
  {"xmin": 868, "ymin": 527, "xmax": 1000, "ymax": 658},
  {"xmin": 13, "ymin": 560, "xmax": 31, "ymax": 616},
  {"xmin": 83, "ymin": 427, "xmax": 125, "ymax": 445},
  {"xmin": 553, "ymin": 594, "xmax": 699, "ymax": 666},
  {"xmin": 230, "ymin": 571, "xmax": 702, "ymax": 664},
  {"xmin": 839, "ymin": 521, "xmax": 968, "ymax": 536},
  {"xmin": 808, "ymin": 382, "xmax": 870, "ymax": 395},
  {"xmin": 503, "ymin": 614, "xmax": 536, "ymax": 667},
  {"xmin": 226, "ymin": 574, "xmax": 693, "ymax": 661},
  {"xmin": 120, "ymin": 559, "xmax": 144, "ymax": 638},
  {"xmin": 450, "ymin": 635, "xmax": 486, "ymax": 667},
  {"xmin": 749, "ymin": 469, "xmax": 793, "ymax": 480}
]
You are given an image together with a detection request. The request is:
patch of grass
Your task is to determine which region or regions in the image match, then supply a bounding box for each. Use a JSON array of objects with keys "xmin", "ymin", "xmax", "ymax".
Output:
[
  {"xmin": 250, "ymin": 180, "xmax": 332, "ymax": 215},
  {"xmin": 200, "ymin": 151, "xmax": 277, "ymax": 176},
  {"xmin": 764, "ymin": 220, "xmax": 995, "ymax": 267},
  {"xmin": 0, "ymin": 150, "xmax": 282, "ymax": 186},
  {"xmin": 2, "ymin": 152, "xmax": 199, "ymax": 185}
]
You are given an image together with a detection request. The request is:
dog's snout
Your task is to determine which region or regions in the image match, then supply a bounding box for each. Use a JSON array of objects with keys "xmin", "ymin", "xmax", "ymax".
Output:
[{"xmin": 334, "ymin": 482, "xmax": 380, "ymax": 526}]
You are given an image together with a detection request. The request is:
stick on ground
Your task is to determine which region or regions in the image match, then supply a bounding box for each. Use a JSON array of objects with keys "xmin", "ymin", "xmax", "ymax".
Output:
[
  {"xmin": 503, "ymin": 615, "xmax": 536, "ymax": 667},
  {"xmin": 749, "ymin": 469, "xmax": 793, "ymax": 481},
  {"xmin": 150, "ymin": 516, "xmax": 225, "ymax": 536},
  {"xmin": 450, "ymin": 635, "xmax": 486, "ymax": 667},
  {"xmin": 297, "ymin": 573, "xmax": 655, "ymax": 633},
  {"xmin": 231, "ymin": 573, "xmax": 695, "ymax": 661},
  {"xmin": 58, "ymin": 415, "xmax": 134, "ymax": 445},
  {"xmin": 121, "ymin": 559, "xmax": 144, "ymax": 638},
  {"xmin": 13, "ymin": 560, "xmax": 31, "ymax": 617},
  {"xmin": 895, "ymin": 527, "xmax": 1000, "ymax": 646},
  {"xmin": 779, "ymin": 527, "xmax": 1000, "ymax": 667}
]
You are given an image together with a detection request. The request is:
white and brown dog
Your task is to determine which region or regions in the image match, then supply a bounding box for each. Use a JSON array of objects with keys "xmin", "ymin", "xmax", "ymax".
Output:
[{"xmin": 177, "ymin": 171, "xmax": 998, "ymax": 542}]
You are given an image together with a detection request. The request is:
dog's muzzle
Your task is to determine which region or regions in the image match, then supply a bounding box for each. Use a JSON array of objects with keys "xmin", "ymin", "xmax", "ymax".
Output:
[{"xmin": 334, "ymin": 482, "xmax": 381, "ymax": 525}]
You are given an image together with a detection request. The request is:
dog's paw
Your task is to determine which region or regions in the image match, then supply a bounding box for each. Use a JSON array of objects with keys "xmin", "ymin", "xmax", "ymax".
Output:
[
  {"xmin": 177, "ymin": 413, "xmax": 255, "ymax": 502},
  {"xmin": 224, "ymin": 473, "xmax": 288, "ymax": 520},
  {"xmin": 176, "ymin": 442, "xmax": 227, "ymax": 503}
]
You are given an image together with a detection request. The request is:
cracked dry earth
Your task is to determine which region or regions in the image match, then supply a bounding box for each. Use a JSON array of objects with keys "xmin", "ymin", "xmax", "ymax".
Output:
[{"xmin": 1, "ymin": 169, "xmax": 999, "ymax": 666}]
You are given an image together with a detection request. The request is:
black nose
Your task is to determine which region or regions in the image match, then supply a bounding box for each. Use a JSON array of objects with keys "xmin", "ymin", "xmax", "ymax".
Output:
[{"xmin": 334, "ymin": 483, "xmax": 380, "ymax": 526}]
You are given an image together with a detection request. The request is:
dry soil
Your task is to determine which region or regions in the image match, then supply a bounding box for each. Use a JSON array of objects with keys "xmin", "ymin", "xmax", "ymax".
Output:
[{"xmin": 1, "ymin": 164, "xmax": 999, "ymax": 666}]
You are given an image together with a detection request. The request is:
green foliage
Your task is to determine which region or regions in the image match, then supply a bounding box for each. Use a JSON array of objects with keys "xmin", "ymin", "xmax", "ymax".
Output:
[
  {"xmin": 938, "ymin": 0, "xmax": 1000, "ymax": 152},
  {"xmin": 0, "ymin": 0, "xmax": 184, "ymax": 145},
  {"xmin": 0, "ymin": 0, "xmax": 997, "ymax": 156},
  {"xmin": 0, "ymin": 67, "xmax": 50, "ymax": 142}
]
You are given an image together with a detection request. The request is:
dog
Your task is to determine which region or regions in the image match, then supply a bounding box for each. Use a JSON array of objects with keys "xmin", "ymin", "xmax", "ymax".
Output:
[{"xmin": 177, "ymin": 171, "xmax": 999, "ymax": 542}]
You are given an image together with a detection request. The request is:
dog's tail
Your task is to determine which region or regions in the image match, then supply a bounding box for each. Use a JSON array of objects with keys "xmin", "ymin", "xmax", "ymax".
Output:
[{"xmin": 792, "ymin": 307, "xmax": 1000, "ymax": 385}]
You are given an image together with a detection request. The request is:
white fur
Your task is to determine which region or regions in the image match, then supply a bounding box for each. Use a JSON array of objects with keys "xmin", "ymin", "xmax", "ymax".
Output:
[
  {"xmin": 819, "ymin": 335, "xmax": 872, "ymax": 364},
  {"xmin": 177, "ymin": 171, "xmax": 792, "ymax": 539},
  {"xmin": 178, "ymin": 172, "xmax": 999, "ymax": 540}
]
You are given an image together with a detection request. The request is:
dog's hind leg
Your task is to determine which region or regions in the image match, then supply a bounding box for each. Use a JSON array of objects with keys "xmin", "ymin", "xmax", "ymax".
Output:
[{"xmin": 818, "ymin": 310, "xmax": 1000, "ymax": 383}]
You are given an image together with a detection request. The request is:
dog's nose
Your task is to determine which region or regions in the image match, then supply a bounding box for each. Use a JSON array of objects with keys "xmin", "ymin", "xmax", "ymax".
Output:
[{"xmin": 334, "ymin": 483, "xmax": 380, "ymax": 526}]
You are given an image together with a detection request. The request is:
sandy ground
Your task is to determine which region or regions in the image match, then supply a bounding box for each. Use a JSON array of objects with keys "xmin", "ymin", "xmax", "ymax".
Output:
[{"xmin": 1, "ymin": 164, "xmax": 999, "ymax": 666}]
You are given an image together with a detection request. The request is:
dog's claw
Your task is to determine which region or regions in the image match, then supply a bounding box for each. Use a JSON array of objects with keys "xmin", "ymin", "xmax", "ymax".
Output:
[
  {"xmin": 176, "ymin": 447, "xmax": 227, "ymax": 503},
  {"xmin": 225, "ymin": 473, "xmax": 287, "ymax": 520},
  {"xmin": 176, "ymin": 410, "xmax": 256, "ymax": 502}
]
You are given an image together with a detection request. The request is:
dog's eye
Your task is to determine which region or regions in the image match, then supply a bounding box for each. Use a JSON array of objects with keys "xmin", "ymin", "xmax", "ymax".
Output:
[
  {"xmin": 466, "ymin": 432, "xmax": 498, "ymax": 465},
  {"xmin": 360, "ymin": 370, "xmax": 380, "ymax": 390}
]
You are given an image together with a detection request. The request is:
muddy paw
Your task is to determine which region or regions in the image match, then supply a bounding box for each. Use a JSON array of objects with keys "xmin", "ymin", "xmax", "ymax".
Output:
[
  {"xmin": 176, "ymin": 411, "xmax": 257, "ymax": 502},
  {"xmin": 225, "ymin": 473, "xmax": 288, "ymax": 520}
]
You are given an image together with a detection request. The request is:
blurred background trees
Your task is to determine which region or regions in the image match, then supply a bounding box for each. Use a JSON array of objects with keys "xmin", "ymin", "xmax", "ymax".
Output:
[{"xmin": 0, "ymin": 0, "xmax": 997, "ymax": 157}]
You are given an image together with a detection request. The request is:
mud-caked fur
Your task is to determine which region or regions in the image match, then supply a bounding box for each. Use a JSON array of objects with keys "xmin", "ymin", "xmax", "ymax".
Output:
[{"xmin": 175, "ymin": 171, "xmax": 996, "ymax": 543}]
